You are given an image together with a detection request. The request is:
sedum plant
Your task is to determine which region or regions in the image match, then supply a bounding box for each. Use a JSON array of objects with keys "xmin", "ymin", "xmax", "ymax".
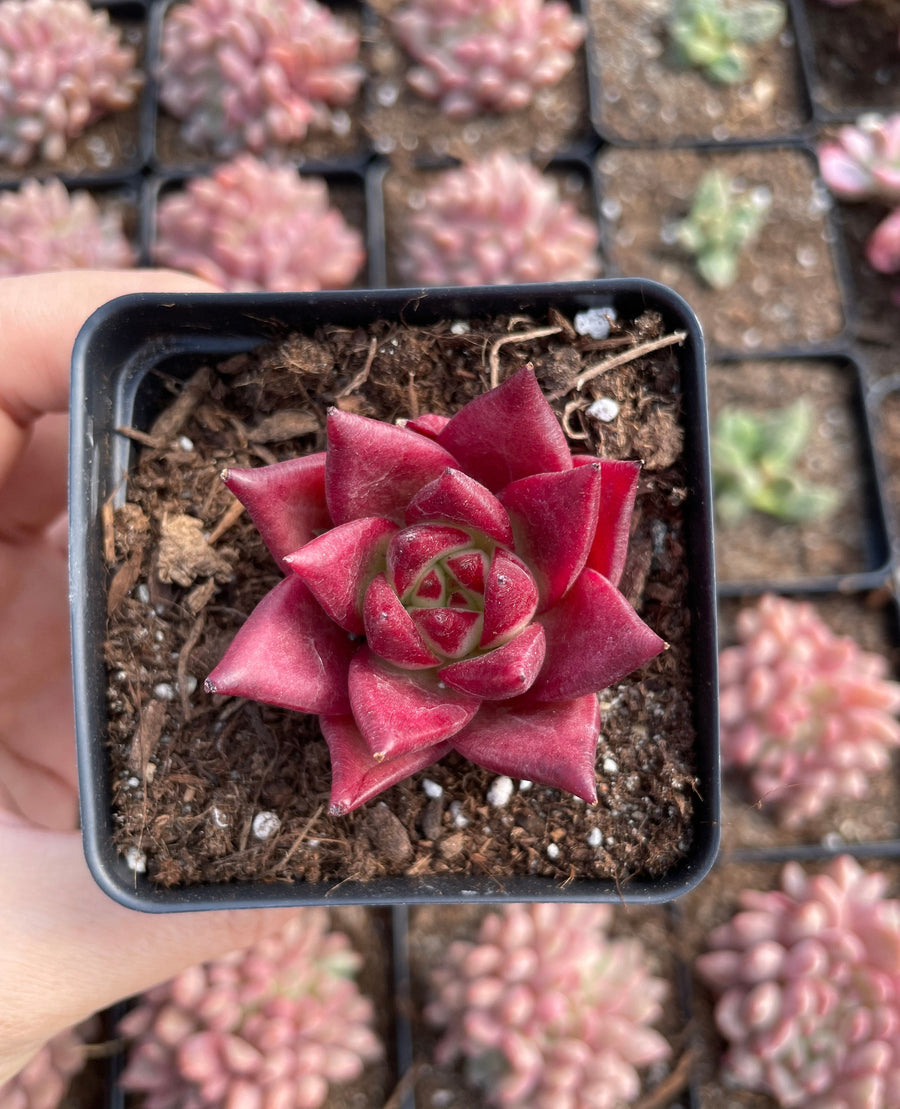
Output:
[
  {"xmin": 0, "ymin": 0, "xmax": 142, "ymax": 167},
  {"xmin": 666, "ymin": 0, "xmax": 787, "ymax": 84},
  {"xmin": 0, "ymin": 1023, "xmax": 95, "ymax": 1109},
  {"xmin": 206, "ymin": 365, "xmax": 664, "ymax": 815},
  {"xmin": 158, "ymin": 0, "xmax": 364, "ymax": 155},
  {"xmin": 675, "ymin": 168, "xmax": 771, "ymax": 289},
  {"xmin": 390, "ymin": 0, "xmax": 586, "ymax": 118},
  {"xmin": 719, "ymin": 593, "xmax": 900, "ymax": 829},
  {"xmin": 398, "ymin": 153, "xmax": 600, "ymax": 286},
  {"xmin": 697, "ymin": 855, "xmax": 900, "ymax": 1108},
  {"xmin": 153, "ymin": 154, "xmax": 365, "ymax": 292},
  {"xmin": 0, "ymin": 177, "xmax": 135, "ymax": 275},
  {"xmin": 425, "ymin": 903, "xmax": 671, "ymax": 1108},
  {"xmin": 711, "ymin": 400, "xmax": 840, "ymax": 525},
  {"xmin": 118, "ymin": 910, "xmax": 382, "ymax": 1109}
]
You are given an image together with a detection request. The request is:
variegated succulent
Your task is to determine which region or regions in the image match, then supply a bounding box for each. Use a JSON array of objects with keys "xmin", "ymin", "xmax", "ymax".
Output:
[
  {"xmin": 426, "ymin": 903, "xmax": 671, "ymax": 1108},
  {"xmin": 697, "ymin": 855, "xmax": 900, "ymax": 1108},
  {"xmin": 719, "ymin": 593, "xmax": 900, "ymax": 828}
]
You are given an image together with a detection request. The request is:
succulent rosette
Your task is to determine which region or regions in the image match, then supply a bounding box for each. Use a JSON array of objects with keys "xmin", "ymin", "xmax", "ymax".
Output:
[{"xmin": 206, "ymin": 366, "xmax": 664, "ymax": 814}]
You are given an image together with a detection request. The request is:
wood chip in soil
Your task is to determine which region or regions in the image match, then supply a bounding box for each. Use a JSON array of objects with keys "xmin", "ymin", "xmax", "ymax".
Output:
[{"xmin": 104, "ymin": 310, "xmax": 699, "ymax": 893}]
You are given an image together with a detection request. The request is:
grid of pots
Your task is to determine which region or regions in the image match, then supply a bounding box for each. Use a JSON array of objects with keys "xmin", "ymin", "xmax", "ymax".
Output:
[{"xmin": 12, "ymin": 0, "xmax": 900, "ymax": 1106}]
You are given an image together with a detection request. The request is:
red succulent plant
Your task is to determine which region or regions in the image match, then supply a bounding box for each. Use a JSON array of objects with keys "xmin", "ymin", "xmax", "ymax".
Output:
[{"xmin": 206, "ymin": 366, "xmax": 664, "ymax": 814}]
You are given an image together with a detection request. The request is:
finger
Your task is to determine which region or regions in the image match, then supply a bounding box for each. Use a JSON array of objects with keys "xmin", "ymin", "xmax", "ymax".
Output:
[
  {"xmin": 0, "ymin": 269, "xmax": 218, "ymax": 496},
  {"xmin": 0, "ymin": 413, "xmax": 67, "ymax": 541},
  {"xmin": 0, "ymin": 824, "xmax": 298, "ymax": 1083}
]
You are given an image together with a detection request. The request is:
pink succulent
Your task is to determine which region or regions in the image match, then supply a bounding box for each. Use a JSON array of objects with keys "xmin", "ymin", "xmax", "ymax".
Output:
[
  {"xmin": 0, "ymin": 1022, "xmax": 96, "ymax": 1109},
  {"xmin": 867, "ymin": 206, "xmax": 900, "ymax": 274},
  {"xmin": 818, "ymin": 114, "xmax": 900, "ymax": 204},
  {"xmin": 0, "ymin": 177, "xmax": 135, "ymax": 275},
  {"xmin": 206, "ymin": 365, "xmax": 664, "ymax": 815},
  {"xmin": 153, "ymin": 155, "xmax": 365, "ymax": 292},
  {"xmin": 391, "ymin": 0, "xmax": 586, "ymax": 118},
  {"xmin": 719, "ymin": 594, "xmax": 900, "ymax": 829},
  {"xmin": 697, "ymin": 855, "xmax": 900, "ymax": 1109},
  {"xmin": 118, "ymin": 910, "xmax": 382, "ymax": 1109},
  {"xmin": 426, "ymin": 903, "xmax": 671, "ymax": 1108},
  {"xmin": 158, "ymin": 0, "xmax": 364, "ymax": 155},
  {"xmin": 0, "ymin": 0, "xmax": 142, "ymax": 167},
  {"xmin": 398, "ymin": 153, "xmax": 600, "ymax": 286}
]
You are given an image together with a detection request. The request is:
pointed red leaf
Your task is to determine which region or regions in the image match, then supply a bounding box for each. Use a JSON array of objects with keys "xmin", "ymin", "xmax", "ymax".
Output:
[
  {"xmin": 445, "ymin": 550, "xmax": 488, "ymax": 593},
  {"xmin": 386, "ymin": 523, "xmax": 471, "ymax": 600},
  {"xmin": 348, "ymin": 647, "xmax": 479, "ymax": 760},
  {"xmin": 404, "ymin": 413, "xmax": 450, "ymax": 440},
  {"xmin": 205, "ymin": 576, "xmax": 354, "ymax": 714},
  {"xmin": 325, "ymin": 409, "xmax": 457, "ymax": 525},
  {"xmin": 440, "ymin": 624, "xmax": 546, "ymax": 700},
  {"xmin": 450, "ymin": 694, "xmax": 602, "ymax": 802},
  {"xmin": 574, "ymin": 456, "xmax": 641, "ymax": 586},
  {"xmin": 405, "ymin": 468, "xmax": 514, "ymax": 545},
  {"xmin": 412, "ymin": 567, "xmax": 445, "ymax": 606},
  {"xmin": 411, "ymin": 607, "xmax": 483, "ymax": 659},
  {"xmin": 499, "ymin": 463, "xmax": 601, "ymax": 611},
  {"xmin": 530, "ymin": 569, "xmax": 665, "ymax": 701},
  {"xmin": 284, "ymin": 517, "xmax": 397, "ymax": 634},
  {"xmin": 437, "ymin": 366, "xmax": 572, "ymax": 491},
  {"xmin": 363, "ymin": 574, "xmax": 439, "ymax": 669},
  {"xmin": 321, "ymin": 715, "xmax": 452, "ymax": 814},
  {"xmin": 223, "ymin": 454, "xmax": 330, "ymax": 566},
  {"xmin": 481, "ymin": 549, "xmax": 539, "ymax": 649}
]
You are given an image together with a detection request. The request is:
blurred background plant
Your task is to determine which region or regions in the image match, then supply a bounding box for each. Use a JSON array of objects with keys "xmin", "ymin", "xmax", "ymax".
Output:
[
  {"xmin": 675, "ymin": 168, "xmax": 771, "ymax": 289},
  {"xmin": 0, "ymin": 0, "xmax": 141, "ymax": 167},
  {"xmin": 153, "ymin": 154, "xmax": 365, "ymax": 291},
  {"xmin": 665, "ymin": 0, "xmax": 786, "ymax": 84},
  {"xmin": 711, "ymin": 400, "xmax": 840, "ymax": 525},
  {"xmin": 0, "ymin": 178, "xmax": 135, "ymax": 275}
]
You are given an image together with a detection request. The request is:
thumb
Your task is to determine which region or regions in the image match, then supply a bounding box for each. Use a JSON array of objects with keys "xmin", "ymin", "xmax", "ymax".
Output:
[{"xmin": 0, "ymin": 820, "xmax": 297, "ymax": 1081}]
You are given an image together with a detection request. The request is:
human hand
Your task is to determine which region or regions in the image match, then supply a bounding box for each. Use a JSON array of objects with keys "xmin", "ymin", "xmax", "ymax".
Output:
[{"xmin": 0, "ymin": 271, "xmax": 297, "ymax": 1086}]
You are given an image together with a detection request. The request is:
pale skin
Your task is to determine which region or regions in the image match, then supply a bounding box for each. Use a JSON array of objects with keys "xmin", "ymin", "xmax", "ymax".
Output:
[{"xmin": 0, "ymin": 271, "xmax": 297, "ymax": 1086}]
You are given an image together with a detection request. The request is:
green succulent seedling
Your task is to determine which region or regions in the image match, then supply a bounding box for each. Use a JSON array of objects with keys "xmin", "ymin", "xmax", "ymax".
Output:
[
  {"xmin": 667, "ymin": 0, "xmax": 787, "ymax": 84},
  {"xmin": 675, "ymin": 169, "xmax": 770, "ymax": 289},
  {"xmin": 712, "ymin": 400, "xmax": 841, "ymax": 526}
]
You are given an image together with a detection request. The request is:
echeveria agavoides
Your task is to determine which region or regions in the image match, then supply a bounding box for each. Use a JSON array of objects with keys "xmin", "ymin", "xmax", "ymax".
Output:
[{"xmin": 206, "ymin": 366, "xmax": 665, "ymax": 814}]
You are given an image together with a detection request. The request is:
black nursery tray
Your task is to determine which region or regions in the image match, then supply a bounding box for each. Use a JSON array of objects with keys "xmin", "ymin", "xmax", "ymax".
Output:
[{"xmin": 69, "ymin": 279, "xmax": 719, "ymax": 911}]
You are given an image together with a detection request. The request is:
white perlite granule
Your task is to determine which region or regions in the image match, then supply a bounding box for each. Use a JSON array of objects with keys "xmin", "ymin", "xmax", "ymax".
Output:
[
  {"xmin": 486, "ymin": 776, "xmax": 514, "ymax": 808},
  {"xmin": 252, "ymin": 811, "xmax": 281, "ymax": 839}
]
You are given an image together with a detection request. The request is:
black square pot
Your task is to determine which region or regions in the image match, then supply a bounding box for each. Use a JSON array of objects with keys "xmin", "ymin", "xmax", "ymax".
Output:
[{"xmin": 70, "ymin": 278, "xmax": 719, "ymax": 911}]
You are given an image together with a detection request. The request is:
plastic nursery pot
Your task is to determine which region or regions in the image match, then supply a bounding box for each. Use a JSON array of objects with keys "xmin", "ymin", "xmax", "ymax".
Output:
[{"xmin": 70, "ymin": 279, "xmax": 719, "ymax": 912}]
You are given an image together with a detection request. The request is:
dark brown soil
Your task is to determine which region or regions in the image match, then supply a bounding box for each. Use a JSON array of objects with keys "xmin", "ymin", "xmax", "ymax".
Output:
[
  {"xmin": 801, "ymin": 0, "xmax": 900, "ymax": 116},
  {"xmin": 0, "ymin": 18, "xmax": 146, "ymax": 183},
  {"xmin": 585, "ymin": 0, "xmax": 809, "ymax": 144},
  {"xmin": 379, "ymin": 162, "xmax": 602, "ymax": 286},
  {"xmin": 597, "ymin": 146, "xmax": 847, "ymax": 353},
  {"xmin": 363, "ymin": 0, "xmax": 593, "ymax": 162},
  {"xmin": 708, "ymin": 359, "xmax": 877, "ymax": 584},
  {"xmin": 832, "ymin": 198, "xmax": 900, "ymax": 351},
  {"xmin": 716, "ymin": 591, "xmax": 900, "ymax": 853},
  {"xmin": 103, "ymin": 310, "xmax": 699, "ymax": 893},
  {"xmin": 404, "ymin": 902, "xmax": 689, "ymax": 1109},
  {"xmin": 873, "ymin": 385, "xmax": 900, "ymax": 549}
]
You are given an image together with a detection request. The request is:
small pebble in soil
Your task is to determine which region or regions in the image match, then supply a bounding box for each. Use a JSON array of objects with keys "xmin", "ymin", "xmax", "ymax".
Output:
[
  {"xmin": 546, "ymin": 843, "xmax": 560, "ymax": 860},
  {"xmin": 127, "ymin": 776, "xmax": 140, "ymax": 789},
  {"xmin": 587, "ymin": 397, "xmax": 620, "ymax": 422},
  {"xmin": 587, "ymin": 827, "xmax": 603, "ymax": 847},
  {"xmin": 178, "ymin": 436, "xmax": 194, "ymax": 451},
  {"xmin": 422, "ymin": 778, "xmax": 443, "ymax": 799},
  {"xmin": 136, "ymin": 584, "xmax": 150, "ymax": 603},
  {"xmin": 519, "ymin": 780, "xmax": 532, "ymax": 791},
  {"xmin": 153, "ymin": 683, "xmax": 175, "ymax": 700},
  {"xmin": 450, "ymin": 320, "xmax": 470, "ymax": 334},
  {"xmin": 125, "ymin": 845, "xmax": 147, "ymax": 873},
  {"xmin": 486, "ymin": 776, "xmax": 514, "ymax": 808},
  {"xmin": 449, "ymin": 801, "xmax": 469, "ymax": 828},
  {"xmin": 574, "ymin": 306, "xmax": 616, "ymax": 339},
  {"xmin": 603, "ymin": 756, "xmax": 618, "ymax": 774},
  {"xmin": 252, "ymin": 811, "xmax": 281, "ymax": 839}
]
